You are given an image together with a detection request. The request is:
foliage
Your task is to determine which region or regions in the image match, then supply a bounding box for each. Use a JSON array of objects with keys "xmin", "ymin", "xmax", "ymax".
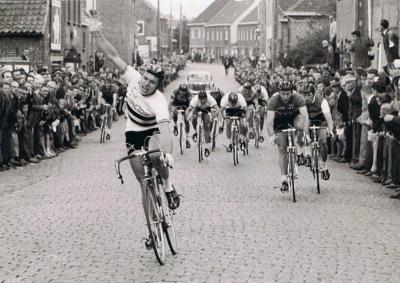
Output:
[
  {"xmin": 173, "ymin": 17, "xmax": 190, "ymax": 54},
  {"xmin": 283, "ymin": 22, "xmax": 330, "ymax": 68}
]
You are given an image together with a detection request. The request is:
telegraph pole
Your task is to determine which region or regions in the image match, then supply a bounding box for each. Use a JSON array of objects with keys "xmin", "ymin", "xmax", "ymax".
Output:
[
  {"xmin": 179, "ymin": 3, "xmax": 182, "ymax": 54},
  {"xmin": 157, "ymin": 0, "xmax": 160, "ymax": 60},
  {"xmin": 169, "ymin": 0, "xmax": 173, "ymax": 56},
  {"xmin": 271, "ymin": 0, "xmax": 278, "ymax": 69}
]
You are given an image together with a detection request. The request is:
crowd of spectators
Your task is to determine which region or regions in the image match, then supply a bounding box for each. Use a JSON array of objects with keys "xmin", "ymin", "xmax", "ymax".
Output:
[{"xmin": 0, "ymin": 57, "xmax": 184, "ymax": 172}]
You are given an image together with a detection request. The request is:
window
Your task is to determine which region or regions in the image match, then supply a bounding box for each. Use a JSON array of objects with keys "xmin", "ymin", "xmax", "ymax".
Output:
[
  {"xmin": 225, "ymin": 30, "xmax": 229, "ymax": 41},
  {"xmin": 83, "ymin": 32, "xmax": 86, "ymax": 50},
  {"xmin": 211, "ymin": 31, "xmax": 214, "ymax": 41},
  {"xmin": 206, "ymin": 31, "xmax": 209, "ymax": 41},
  {"xmin": 216, "ymin": 30, "xmax": 219, "ymax": 41},
  {"xmin": 67, "ymin": 0, "xmax": 71, "ymax": 23},
  {"xmin": 250, "ymin": 29, "xmax": 253, "ymax": 41}
]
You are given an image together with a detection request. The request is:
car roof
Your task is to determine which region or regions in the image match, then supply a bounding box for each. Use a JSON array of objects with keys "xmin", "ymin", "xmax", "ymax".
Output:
[{"xmin": 188, "ymin": 71, "xmax": 212, "ymax": 76}]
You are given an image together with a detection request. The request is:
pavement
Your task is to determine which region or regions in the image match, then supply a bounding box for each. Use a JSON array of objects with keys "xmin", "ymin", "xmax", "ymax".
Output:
[{"xmin": 1, "ymin": 63, "xmax": 400, "ymax": 282}]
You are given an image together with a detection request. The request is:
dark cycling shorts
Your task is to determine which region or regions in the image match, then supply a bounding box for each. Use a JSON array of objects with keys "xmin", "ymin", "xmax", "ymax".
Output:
[
  {"xmin": 125, "ymin": 128, "xmax": 160, "ymax": 154},
  {"xmin": 258, "ymin": 99, "xmax": 267, "ymax": 106},
  {"xmin": 274, "ymin": 111, "xmax": 300, "ymax": 131},
  {"xmin": 172, "ymin": 101, "xmax": 190, "ymax": 108},
  {"xmin": 246, "ymin": 100, "xmax": 256, "ymax": 108},
  {"xmin": 225, "ymin": 108, "xmax": 245, "ymax": 117},
  {"xmin": 193, "ymin": 106, "xmax": 211, "ymax": 115}
]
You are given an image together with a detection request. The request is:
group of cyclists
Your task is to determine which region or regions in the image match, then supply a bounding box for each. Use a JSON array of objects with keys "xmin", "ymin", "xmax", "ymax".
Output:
[{"xmin": 169, "ymin": 77, "xmax": 333, "ymax": 192}]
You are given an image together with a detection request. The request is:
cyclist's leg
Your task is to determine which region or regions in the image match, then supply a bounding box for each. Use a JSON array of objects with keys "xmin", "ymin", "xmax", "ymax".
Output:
[
  {"xmin": 171, "ymin": 108, "xmax": 178, "ymax": 125},
  {"xmin": 203, "ymin": 113, "xmax": 212, "ymax": 148},
  {"xmin": 239, "ymin": 117, "xmax": 247, "ymax": 140},
  {"xmin": 106, "ymin": 107, "xmax": 113, "ymax": 130},
  {"xmin": 191, "ymin": 110, "xmax": 199, "ymax": 140},
  {"xmin": 259, "ymin": 104, "xmax": 266, "ymax": 136},
  {"xmin": 247, "ymin": 106, "xmax": 254, "ymax": 137},
  {"xmin": 318, "ymin": 128, "xmax": 328, "ymax": 169},
  {"xmin": 276, "ymin": 131, "xmax": 289, "ymax": 181}
]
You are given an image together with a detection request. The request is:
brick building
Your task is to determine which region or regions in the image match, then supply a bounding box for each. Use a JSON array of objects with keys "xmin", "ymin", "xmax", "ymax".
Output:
[
  {"xmin": 336, "ymin": 0, "xmax": 400, "ymax": 70},
  {"xmin": 0, "ymin": 0, "xmax": 95, "ymax": 72},
  {"xmin": 133, "ymin": 0, "xmax": 170, "ymax": 61},
  {"xmin": 237, "ymin": 6, "xmax": 259, "ymax": 57},
  {"xmin": 188, "ymin": 0, "xmax": 230, "ymax": 56}
]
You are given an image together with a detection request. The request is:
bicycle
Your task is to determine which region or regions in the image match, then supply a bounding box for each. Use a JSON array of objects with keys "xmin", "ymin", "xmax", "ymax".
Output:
[
  {"xmin": 114, "ymin": 146, "xmax": 177, "ymax": 265},
  {"xmin": 100, "ymin": 103, "xmax": 112, "ymax": 143},
  {"xmin": 281, "ymin": 127, "xmax": 298, "ymax": 203},
  {"xmin": 248, "ymin": 108, "xmax": 261, "ymax": 149},
  {"xmin": 309, "ymin": 125, "xmax": 328, "ymax": 194},
  {"xmin": 174, "ymin": 107, "xmax": 187, "ymax": 155},
  {"xmin": 194, "ymin": 109, "xmax": 213, "ymax": 162},
  {"xmin": 229, "ymin": 116, "xmax": 241, "ymax": 166}
]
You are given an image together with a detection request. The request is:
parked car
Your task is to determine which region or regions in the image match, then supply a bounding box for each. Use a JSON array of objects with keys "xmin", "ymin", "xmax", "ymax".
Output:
[{"xmin": 186, "ymin": 71, "xmax": 214, "ymax": 95}]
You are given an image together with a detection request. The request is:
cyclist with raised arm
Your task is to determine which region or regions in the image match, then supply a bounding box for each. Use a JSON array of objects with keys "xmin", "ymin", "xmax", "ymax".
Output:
[
  {"xmin": 220, "ymin": 92, "xmax": 248, "ymax": 152},
  {"xmin": 186, "ymin": 90, "xmax": 219, "ymax": 156},
  {"xmin": 301, "ymin": 82, "xmax": 334, "ymax": 180},
  {"xmin": 266, "ymin": 81, "xmax": 310, "ymax": 192},
  {"xmin": 99, "ymin": 78, "xmax": 118, "ymax": 140},
  {"xmin": 238, "ymin": 82, "xmax": 260, "ymax": 142},
  {"xmin": 169, "ymin": 83, "xmax": 192, "ymax": 148},
  {"xmin": 85, "ymin": 11, "xmax": 180, "ymax": 248}
]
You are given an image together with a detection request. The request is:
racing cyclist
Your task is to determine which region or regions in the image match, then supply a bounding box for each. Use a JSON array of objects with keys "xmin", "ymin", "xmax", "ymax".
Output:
[
  {"xmin": 169, "ymin": 83, "xmax": 192, "ymax": 148},
  {"xmin": 238, "ymin": 82, "xmax": 261, "ymax": 142},
  {"xmin": 266, "ymin": 81, "xmax": 310, "ymax": 192},
  {"xmin": 87, "ymin": 10, "xmax": 180, "ymax": 249},
  {"xmin": 99, "ymin": 78, "xmax": 118, "ymax": 140},
  {"xmin": 301, "ymin": 83, "xmax": 334, "ymax": 180},
  {"xmin": 208, "ymin": 87, "xmax": 225, "ymax": 134},
  {"xmin": 220, "ymin": 92, "xmax": 248, "ymax": 152},
  {"xmin": 253, "ymin": 83, "xmax": 269, "ymax": 141},
  {"xmin": 186, "ymin": 90, "xmax": 220, "ymax": 156}
]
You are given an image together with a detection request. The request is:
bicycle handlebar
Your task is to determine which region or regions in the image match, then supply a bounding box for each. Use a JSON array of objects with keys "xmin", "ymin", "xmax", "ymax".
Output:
[{"xmin": 114, "ymin": 149, "xmax": 171, "ymax": 184}]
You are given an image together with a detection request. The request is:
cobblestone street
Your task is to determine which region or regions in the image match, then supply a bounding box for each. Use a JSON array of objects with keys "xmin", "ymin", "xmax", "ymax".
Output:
[{"xmin": 1, "ymin": 64, "xmax": 400, "ymax": 282}]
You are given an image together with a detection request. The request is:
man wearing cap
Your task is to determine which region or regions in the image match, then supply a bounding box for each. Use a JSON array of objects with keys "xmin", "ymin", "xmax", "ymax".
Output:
[{"xmin": 380, "ymin": 19, "xmax": 399, "ymax": 65}]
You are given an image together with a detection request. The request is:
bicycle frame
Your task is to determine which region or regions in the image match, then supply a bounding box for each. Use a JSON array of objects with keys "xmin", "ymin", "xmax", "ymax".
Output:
[
  {"xmin": 230, "ymin": 116, "xmax": 240, "ymax": 166},
  {"xmin": 282, "ymin": 128, "xmax": 297, "ymax": 202},
  {"xmin": 100, "ymin": 104, "xmax": 112, "ymax": 144},
  {"xmin": 309, "ymin": 125, "xmax": 327, "ymax": 194}
]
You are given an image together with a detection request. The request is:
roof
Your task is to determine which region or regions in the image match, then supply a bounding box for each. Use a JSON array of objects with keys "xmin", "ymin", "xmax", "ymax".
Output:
[
  {"xmin": 239, "ymin": 6, "xmax": 258, "ymax": 24},
  {"xmin": 190, "ymin": 0, "xmax": 230, "ymax": 25},
  {"xmin": 207, "ymin": 0, "xmax": 254, "ymax": 26},
  {"xmin": 286, "ymin": 0, "xmax": 336, "ymax": 15},
  {"xmin": 0, "ymin": 0, "xmax": 49, "ymax": 34},
  {"xmin": 278, "ymin": 0, "xmax": 298, "ymax": 11}
]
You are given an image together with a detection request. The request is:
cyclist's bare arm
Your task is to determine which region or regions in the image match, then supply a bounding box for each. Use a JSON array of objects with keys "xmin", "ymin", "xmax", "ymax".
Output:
[
  {"xmin": 266, "ymin": 110, "xmax": 275, "ymax": 136},
  {"xmin": 299, "ymin": 106, "xmax": 310, "ymax": 135},
  {"xmin": 157, "ymin": 121, "xmax": 173, "ymax": 154},
  {"xmin": 113, "ymin": 93, "xmax": 118, "ymax": 107},
  {"xmin": 93, "ymin": 31, "xmax": 127, "ymax": 72},
  {"xmin": 323, "ymin": 111, "xmax": 334, "ymax": 133}
]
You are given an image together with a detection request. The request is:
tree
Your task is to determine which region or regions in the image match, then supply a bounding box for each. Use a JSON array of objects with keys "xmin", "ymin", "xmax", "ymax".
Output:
[{"xmin": 284, "ymin": 22, "xmax": 330, "ymax": 68}]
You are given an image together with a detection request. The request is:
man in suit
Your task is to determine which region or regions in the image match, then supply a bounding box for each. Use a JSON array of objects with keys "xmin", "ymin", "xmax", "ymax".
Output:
[{"xmin": 348, "ymin": 30, "xmax": 374, "ymax": 69}]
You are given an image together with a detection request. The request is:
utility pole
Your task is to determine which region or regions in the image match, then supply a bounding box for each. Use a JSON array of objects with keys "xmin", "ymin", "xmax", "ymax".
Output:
[
  {"xmin": 157, "ymin": 0, "xmax": 160, "ymax": 60},
  {"xmin": 271, "ymin": 0, "xmax": 278, "ymax": 70},
  {"xmin": 179, "ymin": 3, "xmax": 182, "ymax": 54},
  {"xmin": 169, "ymin": 0, "xmax": 173, "ymax": 56}
]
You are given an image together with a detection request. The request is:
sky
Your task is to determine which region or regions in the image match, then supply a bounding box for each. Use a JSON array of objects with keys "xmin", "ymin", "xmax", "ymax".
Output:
[{"xmin": 148, "ymin": 0, "xmax": 214, "ymax": 20}]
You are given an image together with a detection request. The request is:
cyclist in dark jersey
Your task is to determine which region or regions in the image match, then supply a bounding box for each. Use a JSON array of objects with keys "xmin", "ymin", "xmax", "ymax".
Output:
[
  {"xmin": 99, "ymin": 79, "xmax": 118, "ymax": 139},
  {"xmin": 209, "ymin": 87, "xmax": 225, "ymax": 133},
  {"xmin": 169, "ymin": 83, "xmax": 192, "ymax": 148},
  {"xmin": 266, "ymin": 81, "xmax": 310, "ymax": 192}
]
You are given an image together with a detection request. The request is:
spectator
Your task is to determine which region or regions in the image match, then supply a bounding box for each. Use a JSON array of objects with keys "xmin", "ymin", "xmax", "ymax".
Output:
[
  {"xmin": 379, "ymin": 19, "xmax": 399, "ymax": 65},
  {"xmin": 348, "ymin": 30, "xmax": 374, "ymax": 69}
]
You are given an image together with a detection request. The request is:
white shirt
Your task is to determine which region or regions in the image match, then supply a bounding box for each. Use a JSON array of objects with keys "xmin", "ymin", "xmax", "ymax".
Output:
[
  {"xmin": 121, "ymin": 66, "xmax": 170, "ymax": 132},
  {"xmin": 220, "ymin": 92, "xmax": 247, "ymax": 108},
  {"xmin": 189, "ymin": 93, "xmax": 217, "ymax": 109}
]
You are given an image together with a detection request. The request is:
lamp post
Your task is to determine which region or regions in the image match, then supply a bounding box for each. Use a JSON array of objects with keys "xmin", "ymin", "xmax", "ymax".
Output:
[{"xmin": 157, "ymin": 0, "xmax": 160, "ymax": 60}]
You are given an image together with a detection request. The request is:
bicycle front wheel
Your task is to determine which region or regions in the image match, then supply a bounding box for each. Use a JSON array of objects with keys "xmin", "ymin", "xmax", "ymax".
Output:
[
  {"xmin": 313, "ymin": 147, "xmax": 321, "ymax": 194},
  {"xmin": 100, "ymin": 118, "xmax": 106, "ymax": 143},
  {"xmin": 198, "ymin": 125, "xmax": 203, "ymax": 163},
  {"xmin": 143, "ymin": 182, "xmax": 166, "ymax": 265},
  {"xmin": 211, "ymin": 119, "xmax": 217, "ymax": 151},
  {"xmin": 288, "ymin": 151, "xmax": 296, "ymax": 202},
  {"xmin": 179, "ymin": 122, "xmax": 184, "ymax": 155},
  {"xmin": 233, "ymin": 128, "xmax": 239, "ymax": 165}
]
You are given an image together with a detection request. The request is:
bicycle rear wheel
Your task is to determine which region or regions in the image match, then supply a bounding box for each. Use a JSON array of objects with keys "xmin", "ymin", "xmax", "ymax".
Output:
[
  {"xmin": 288, "ymin": 151, "xmax": 296, "ymax": 202},
  {"xmin": 179, "ymin": 122, "xmax": 184, "ymax": 155},
  {"xmin": 143, "ymin": 182, "xmax": 166, "ymax": 265}
]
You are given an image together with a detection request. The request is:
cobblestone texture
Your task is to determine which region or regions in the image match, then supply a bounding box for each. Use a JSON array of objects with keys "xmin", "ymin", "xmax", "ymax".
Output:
[{"xmin": 1, "ymin": 63, "xmax": 400, "ymax": 282}]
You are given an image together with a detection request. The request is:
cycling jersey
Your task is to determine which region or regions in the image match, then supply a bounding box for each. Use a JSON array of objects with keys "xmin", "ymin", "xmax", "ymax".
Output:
[
  {"xmin": 121, "ymin": 65, "xmax": 170, "ymax": 132},
  {"xmin": 220, "ymin": 92, "xmax": 247, "ymax": 109},
  {"xmin": 170, "ymin": 89, "xmax": 192, "ymax": 108},
  {"xmin": 189, "ymin": 93, "xmax": 218, "ymax": 110},
  {"xmin": 306, "ymin": 94, "xmax": 330, "ymax": 125},
  {"xmin": 237, "ymin": 86, "xmax": 257, "ymax": 103},
  {"xmin": 101, "ymin": 85, "xmax": 118, "ymax": 104},
  {"xmin": 209, "ymin": 91, "xmax": 224, "ymax": 107},
  {"xmin": 267, "ymin": 92, "xmax": 306, "ymax": 130}
]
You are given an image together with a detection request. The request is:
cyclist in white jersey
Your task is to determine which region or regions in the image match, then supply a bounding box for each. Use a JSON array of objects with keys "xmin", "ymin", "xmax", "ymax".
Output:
[{"xmin": 86, "ymin": 11, "xmax": 180, "ymax": 211}]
